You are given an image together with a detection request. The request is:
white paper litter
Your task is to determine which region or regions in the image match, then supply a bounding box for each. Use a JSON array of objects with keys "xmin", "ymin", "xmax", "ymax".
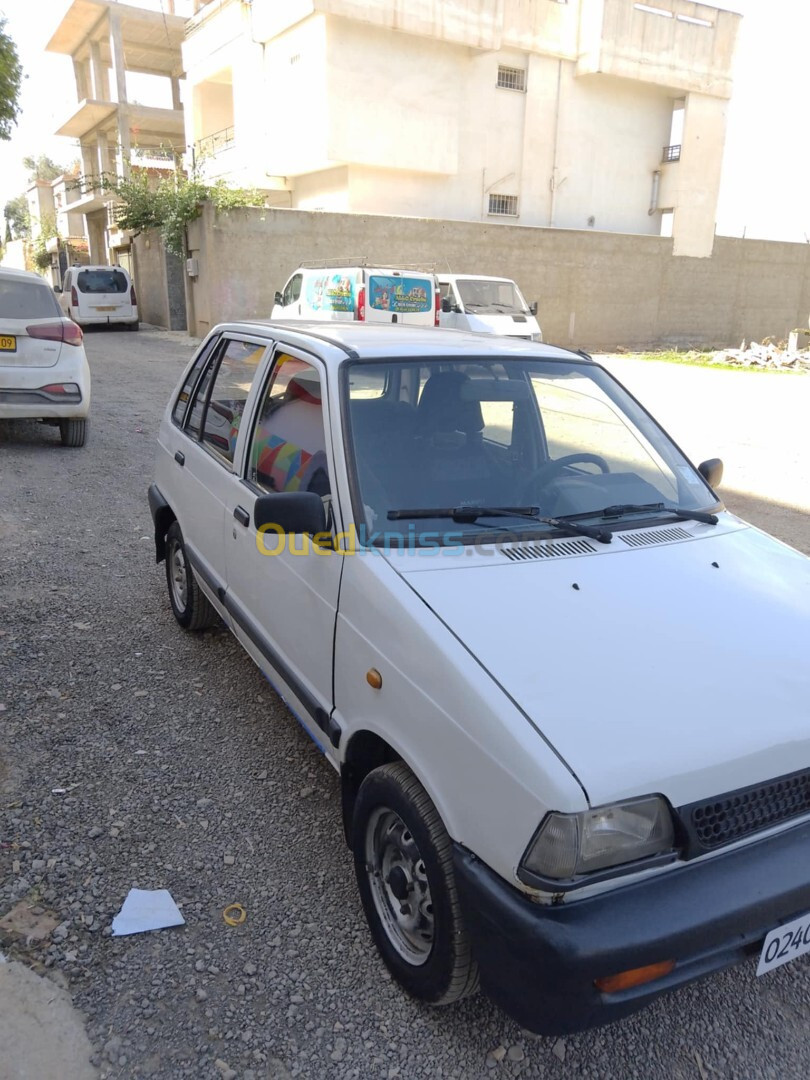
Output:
[{"xmin": 111, "ymin": 889, "xmax": 186, "ymax": 937}]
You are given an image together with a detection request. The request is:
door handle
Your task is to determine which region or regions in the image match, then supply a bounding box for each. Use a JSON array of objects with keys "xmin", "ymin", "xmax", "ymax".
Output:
[
  {"xmin": 233, "ymin": 505, "xmax": 250, "ymax": 527},
  {"xmin": 174, "ymin": 451, "xmax": 185, "ymax": 466}
]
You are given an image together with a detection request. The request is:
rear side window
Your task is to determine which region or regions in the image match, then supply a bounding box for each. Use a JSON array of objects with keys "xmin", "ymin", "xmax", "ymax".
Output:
[
  {"xmin": 172, "ymin": 335, "xmax": 221, "ymax": 427},
  {"xmin": 77, "ymin": 269, "xmax": 129, "ymax": 294},
  {"xmin": 200, "ymin": 339, "xmax": 267, "ymax": 465},
  {"xmin": 0, "ymin": 278, "xmax": 61, "ymax": 319}
]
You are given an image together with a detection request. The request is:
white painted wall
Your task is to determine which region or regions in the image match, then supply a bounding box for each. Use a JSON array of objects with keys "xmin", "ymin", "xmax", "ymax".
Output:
[{"xmin": 182, "ymin": 0, "xmax": 739, "ymax": 255}]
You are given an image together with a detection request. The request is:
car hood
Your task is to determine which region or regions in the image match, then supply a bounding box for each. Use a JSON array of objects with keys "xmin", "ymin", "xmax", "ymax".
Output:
[
  {"xmin": 394, "ymin": 522, "xmax": 810, "ymax": 808},
  {"xmin": 463, "ymin": 312, "xmax": 540, "ymax": 337}
]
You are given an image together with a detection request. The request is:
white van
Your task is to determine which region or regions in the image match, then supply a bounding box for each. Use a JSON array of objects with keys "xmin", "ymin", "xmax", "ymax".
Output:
[
  {"xmin": 438, "ymin": 273, "xmax": 542, "ymax": 341},
  {"xmin": 58, "ymin": 265, "xmax": 139, "ymax": 330},
  {"xmin": 272, "ymin": 265, "xmax": 439, "ymax": 327}
]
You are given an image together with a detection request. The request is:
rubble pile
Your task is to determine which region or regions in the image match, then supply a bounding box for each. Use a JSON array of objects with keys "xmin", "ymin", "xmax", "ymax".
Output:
[{"xmin": 711, "ymin": 337, "xmax": 810, "ymax": 371}]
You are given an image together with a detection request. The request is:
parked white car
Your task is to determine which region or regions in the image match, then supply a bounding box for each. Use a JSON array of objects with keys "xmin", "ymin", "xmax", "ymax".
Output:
[
  {"xmin": 438, "ymin": 273, "xmax": 542, "ymax": 340},
  {"xmin": 57, "ymin": 264, "xmax": 139, "ymax": 330},
  {"xmin": 272, "ymin": 264, "xmax": 439, "ymax": 327},
  {"xmin": 149, "ymin": 321, "xmax": 810, "ymax": 1035},
  {"xmin": 0, "ymin": 267, "xmax": 91, "ymax": 446}
]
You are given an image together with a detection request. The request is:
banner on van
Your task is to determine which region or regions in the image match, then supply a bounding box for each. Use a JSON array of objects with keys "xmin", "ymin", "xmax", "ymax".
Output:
[
  {"xmin": 369, "ymin": 277, "xmax": 431, "ymax": 314},
  {"xmin": 306, "ymin": 274, "xmax": 355, "ymax": 313}
]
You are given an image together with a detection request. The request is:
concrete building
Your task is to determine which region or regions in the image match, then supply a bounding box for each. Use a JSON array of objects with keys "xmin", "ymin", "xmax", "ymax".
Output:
[
  {"xmin": 182, "ymin": 0, "xmax": 740, "ymax": 258},
  {"xmin": 46, "ymin": 0, "xmax": 188, "ymax": 264}
]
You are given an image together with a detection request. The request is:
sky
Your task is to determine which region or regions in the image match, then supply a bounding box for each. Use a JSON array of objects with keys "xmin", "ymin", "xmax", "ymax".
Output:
[{"xmin": 1, "ymin": 0, "xmax": 808, "ymax": 243}]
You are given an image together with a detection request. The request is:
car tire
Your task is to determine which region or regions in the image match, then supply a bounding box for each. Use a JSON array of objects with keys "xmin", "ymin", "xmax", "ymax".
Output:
[
  {"xmin": 352, "ymin": 762, "xmax": 479, "ymax": 1006},
  {"xmin": 59, "ymin": 418, "xmax": 87, "ymax": 447},
  {"xmin": 129, "ymin": 321, "xmax": 140, "ymax": 332},
  {"xmin": 164, "ymin": 521, "xmax": 217, "ymax": 631}
]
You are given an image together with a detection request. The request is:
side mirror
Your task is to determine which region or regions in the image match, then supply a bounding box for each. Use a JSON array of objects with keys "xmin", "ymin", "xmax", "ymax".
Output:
[
  {"xmin": 440, "ymin": 296, "xmax": 452, "ymax": 313},
  {"xmin": 698, "ymin": 458, "xmax": 724, "ymax": 489},
  {"xmin": 529, "ymin": 301, "xmax": 538, "ymax": 316},
  {"xmin": 274, "ymin": 290, "xmax": 283, "ymax": 306},
  {"xmin": 254, "ymin": 491, "xmax": 326, "ymax": 535}
]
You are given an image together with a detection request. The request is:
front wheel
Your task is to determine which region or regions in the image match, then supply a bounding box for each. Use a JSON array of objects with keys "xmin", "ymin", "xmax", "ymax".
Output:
[
  {"xmin": 352, "ymin": 762, "xmax": 479, "ymax": 1005},
  {"xmin": 164, "ymin": 521, "xmax": 217, "ymax": 630}
]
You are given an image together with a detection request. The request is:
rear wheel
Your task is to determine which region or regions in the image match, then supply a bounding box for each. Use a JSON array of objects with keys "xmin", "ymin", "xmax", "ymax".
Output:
[
  {"xmin": 129, "ymin": 321, "xmax": 140, "ymax": 332},
  {"xmin": 59, "ymin": 418, "xmax": 87, "ymax": 447},
  {"xmin": 352, "ymin": 762, "xmax": 479, "ymax": 1005},
  {"xmin": 164, "ymin": 521, "xmax": 217, "ymax": 630}
]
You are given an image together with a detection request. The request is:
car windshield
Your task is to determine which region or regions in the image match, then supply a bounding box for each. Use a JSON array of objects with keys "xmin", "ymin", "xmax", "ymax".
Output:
[
  {"xmin": 77, "ymin": 269, "xmax": 129, "ymax": 294},
  {"xmin": 0, "ymin": 278, "xmax": 61, "ymax": 319},
  {"xmin": 343, "ymin": 356, "xmax": 716, "ymax": 546},
  {"xmin": 455, "ymin": 279, "xmax": 526, "ymax": 314}
]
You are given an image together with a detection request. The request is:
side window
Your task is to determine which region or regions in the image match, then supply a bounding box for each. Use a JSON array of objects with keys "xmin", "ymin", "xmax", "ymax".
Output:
[
  {"xmin": 282, "ymin": 273, "xmax": 303, "ymax": 306},
  {"xmin": 200, "ymin": 339, "xmax": 267, "ymax": 465},
  {"xmin": 247, "ymin": 351, "xmax": 330, "ymax": 497},
  {"xmin": 172, "ymin": 335, "xmax": 221, "ymax": 427},
  {"xmin": 441, "ymin": 281, "xmax": 455, "ymax": 302}
]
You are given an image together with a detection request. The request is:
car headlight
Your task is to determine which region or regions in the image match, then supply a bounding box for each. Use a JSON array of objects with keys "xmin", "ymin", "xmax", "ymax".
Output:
[
  {"xmin": 519, "ymin": 796, "xmax": 675, "ymax": 883},
  {"xmin": 530, "ymin": 331, "xmax": 543, "ymax": 342}
]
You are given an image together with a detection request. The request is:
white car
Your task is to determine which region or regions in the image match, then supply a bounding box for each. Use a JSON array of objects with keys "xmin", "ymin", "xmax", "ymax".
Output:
[
  {"xmin": 0, "ymin": 267, "xmax": 91, "ymax": 446},
  {"xmin": 271, "ymin": 264, "xmax": 439, "ymax": 327},
  {"xmin": 149, "ymin": 321, "xmax": 810, "ymax": 1035},
  {"xmin": 57, "ymin": 264, "xmax": 139, "ymax": 330},
  {"xmin": 438, "ymin": 273, "xmax": 543, "ymax": 341}
]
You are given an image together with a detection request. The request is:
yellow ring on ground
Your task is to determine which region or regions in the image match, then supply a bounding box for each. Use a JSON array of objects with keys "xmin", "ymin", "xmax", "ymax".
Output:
[{"xmin": 223, "ymin": 903, "xmax": 247, "ymax": 926}]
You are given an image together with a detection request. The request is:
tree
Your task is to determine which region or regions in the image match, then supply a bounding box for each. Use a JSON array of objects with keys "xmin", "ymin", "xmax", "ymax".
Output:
[
  {"xmin": 4, "ymin": 193, "xmax": 30, "ymax": 239},
  {"xmin": 24, "ymin": 155, "xmax": 67, "ymax": 182},
  {"xmin": 0, "ymin": 17, "xmax": 23, "ymax": 141}
]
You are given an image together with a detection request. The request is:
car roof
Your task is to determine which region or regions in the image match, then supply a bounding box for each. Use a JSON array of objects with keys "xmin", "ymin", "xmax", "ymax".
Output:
[
  {"xmin": 0, "ymin": 267, "xmax": 50, "ymax": 282},
  {"xmin": 71, "ymin": 265, "xmax": 130, "ymax": 273},
  {"xmin": 438, "ymin": 274, "xmax": 516, "ymax": 283},
  {"xmin": 213, "ymin": 320, "xmax": 589, "ymax": 365}
]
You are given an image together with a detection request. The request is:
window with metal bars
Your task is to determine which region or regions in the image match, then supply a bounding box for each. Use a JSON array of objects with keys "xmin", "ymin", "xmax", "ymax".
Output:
[
  {"xmin": 496, "ymin": 66, "xmax": 526, "ymax": 92},
  {"xmin": 488, "ymin": 194, "xmax": 519, "ymax": 217}
]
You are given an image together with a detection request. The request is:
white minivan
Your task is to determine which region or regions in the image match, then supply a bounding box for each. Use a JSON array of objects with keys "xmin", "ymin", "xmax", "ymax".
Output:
[
  {"xmin": 150, "ymin": 321, "xmax": 810, "ymax": 1036},
  {"xmin": 58, "ymin": 265, "xmax": 139, "ymax": 330},
  {"xmin": 272, "ymin": 265, "xmax": 439, "ymax": 327},
  {"xmin": 438, "ymin": 273, "xmax": 542, "ymax": 341}
]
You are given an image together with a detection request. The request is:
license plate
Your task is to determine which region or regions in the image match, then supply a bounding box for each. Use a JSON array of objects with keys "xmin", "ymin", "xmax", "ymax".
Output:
[
  {"xmin": 0, "ymin": 335, "xmax": 16, "ymax": 351},
  {"xmin": 94, "ymin": 306, "xmax": 116, "ymax": 312},
  {"xmin": 757, "ymin": 911, "xmax": 810, "ymax": 975}
]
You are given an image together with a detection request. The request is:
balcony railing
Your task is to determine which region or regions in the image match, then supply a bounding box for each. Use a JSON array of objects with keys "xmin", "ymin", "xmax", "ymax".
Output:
[
  {"xmin": 195, "ymin": 126, "xmax": 235, "ymax": 159},
  {"xmin": 132, "ymin": 146, "xmax": 181, "ymax": 164},
  {"xmin": 662, "ymin": 144, "xmax": 681, "ymax": 163}
]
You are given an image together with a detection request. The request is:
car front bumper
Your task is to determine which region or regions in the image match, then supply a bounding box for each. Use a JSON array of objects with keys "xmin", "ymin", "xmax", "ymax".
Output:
[{"xmin": 453, "ymin": 818, "xmax": 810, "ymax": 1035}]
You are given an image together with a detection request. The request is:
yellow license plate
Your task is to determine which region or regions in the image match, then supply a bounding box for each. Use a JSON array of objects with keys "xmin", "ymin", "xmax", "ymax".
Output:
[
  {"xmin": 95, "ymin": 306, "xmax": 116, "ymax": 312},
  {"xmin": 0, "ymin": 335, "xmax": 17, "ymax": 351}
]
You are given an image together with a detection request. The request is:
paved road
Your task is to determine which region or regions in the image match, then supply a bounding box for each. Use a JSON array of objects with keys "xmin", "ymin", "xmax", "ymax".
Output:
[{"xmin": 0, "ymin": 329, "xmax": 808, "ymax": 1080}]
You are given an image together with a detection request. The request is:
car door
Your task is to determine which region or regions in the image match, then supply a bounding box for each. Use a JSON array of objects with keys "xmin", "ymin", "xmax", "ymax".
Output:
[
  {"xmin": 170, "ymin": 333, "xmax": 271, "ymax": 603},
  {"xmin": 224, "ymin": 344, "xmax": 342, "ymax": 762}
]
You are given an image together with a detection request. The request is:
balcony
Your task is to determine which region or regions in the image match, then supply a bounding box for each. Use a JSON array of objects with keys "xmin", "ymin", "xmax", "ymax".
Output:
[
  {"xmin": 194, "ymin": 125, "xmax": 235, "ymax": 159},
  {"xmin": 662, "ymin": 143, "xmax": 681, "ymax": 162},
  {"xmin": 577, "ymin": 0, "xmax": 741, "ymax": 99}
]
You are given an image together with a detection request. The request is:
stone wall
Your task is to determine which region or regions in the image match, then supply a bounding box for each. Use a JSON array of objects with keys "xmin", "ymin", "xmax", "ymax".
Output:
[{"xmin": 179, "ymin": 203, "xmax": 810, "ymax": 349}]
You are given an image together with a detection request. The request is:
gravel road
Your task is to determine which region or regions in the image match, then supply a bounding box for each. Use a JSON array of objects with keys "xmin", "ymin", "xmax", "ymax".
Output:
[{"xmin": 1, "ymin": 329, "xmax": 808, "ymax": 1080}]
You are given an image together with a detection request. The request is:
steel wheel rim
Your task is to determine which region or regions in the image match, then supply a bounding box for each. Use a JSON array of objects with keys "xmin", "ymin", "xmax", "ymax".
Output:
[
  {"xmin": 365, "ymin": 806, "xmax": 434, "ymax": 965},
  {"xmin": 169, "ymin": 540, "xmax": 188, "ymax": 610}
]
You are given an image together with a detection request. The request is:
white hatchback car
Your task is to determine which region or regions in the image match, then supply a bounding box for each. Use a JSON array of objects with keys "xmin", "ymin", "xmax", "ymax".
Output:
[
  {"xmin": 0, "ymin": 267, "xmax": 91, "ymax": 446},
  {"xmin": 149, "ymin": 322, "xmax": 810, "ymax": 1035}
]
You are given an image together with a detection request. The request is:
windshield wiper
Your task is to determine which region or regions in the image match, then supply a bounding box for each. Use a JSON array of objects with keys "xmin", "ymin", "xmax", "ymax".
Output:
[
  {"xmin": 387, "ymin": 506, "xmax": 612, "ymax": 543},
  {"xmin": 559, "ymin": 502, "xmax": 719, "ymax": 526}
]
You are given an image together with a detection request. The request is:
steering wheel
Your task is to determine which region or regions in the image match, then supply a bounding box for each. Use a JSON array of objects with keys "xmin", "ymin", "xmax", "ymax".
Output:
[{"xmin": 522, "ymin": 453, "xmax": 610, "ymax": 501}]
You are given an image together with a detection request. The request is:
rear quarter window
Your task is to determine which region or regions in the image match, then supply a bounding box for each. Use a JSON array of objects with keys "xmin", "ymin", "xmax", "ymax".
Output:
[
  {"xmin": 0, "ymin": 278, "xmax": 61, "ymax": 319},
  {"xmin": 77, "ymin": 269, "xmax": 129, "ymax": 294}
]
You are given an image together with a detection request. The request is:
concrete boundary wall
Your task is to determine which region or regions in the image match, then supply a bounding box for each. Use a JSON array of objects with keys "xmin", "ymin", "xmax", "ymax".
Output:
[{"xmin": 178, "ymin": 204, "xmax": 810, "ymax": 349}]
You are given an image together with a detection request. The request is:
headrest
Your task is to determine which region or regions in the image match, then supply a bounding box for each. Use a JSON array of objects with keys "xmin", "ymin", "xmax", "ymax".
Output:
[{"xmin": 416, "ymin": 372, "xmax": 484, "ymax": 435}]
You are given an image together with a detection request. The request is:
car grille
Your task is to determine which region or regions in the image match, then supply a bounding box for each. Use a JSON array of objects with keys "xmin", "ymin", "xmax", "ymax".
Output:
[{"xmin": 678, "ymin": 768, "xmax": 810, "ymax": 855}]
